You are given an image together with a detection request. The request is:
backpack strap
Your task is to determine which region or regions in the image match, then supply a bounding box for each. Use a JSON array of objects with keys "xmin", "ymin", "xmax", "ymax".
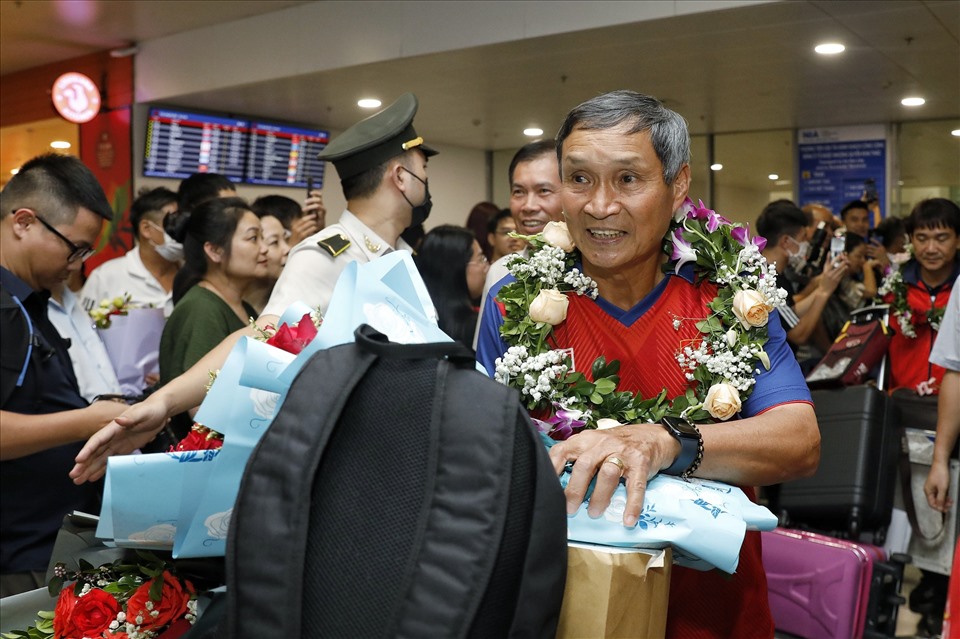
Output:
[
  {"xmin": 386, "ymin": 358, "xmax": 516, "ymax": 638},
  {"xmin": 355, "ymin": 323, "xmax": 477, "ymax": 367},
  {"xmin": 0, "ymin": 288, "xmax": 35, "ymax": 406},
  {"xmin": 224, "ymin": 342, "xmax": 378, "ymax": 638}
]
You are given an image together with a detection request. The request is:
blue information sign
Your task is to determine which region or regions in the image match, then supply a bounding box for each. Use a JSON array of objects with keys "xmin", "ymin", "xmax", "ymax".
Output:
[{"xmin": 797, "ymin": 125, "xmax": 887, "ymax": 223}]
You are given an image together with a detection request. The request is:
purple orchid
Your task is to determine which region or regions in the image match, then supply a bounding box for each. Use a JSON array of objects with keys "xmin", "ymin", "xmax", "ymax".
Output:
[
  {"xmin": 682, "ymin": 199, "xmax": 731, "ymax": 233},
  {"xmin": 538, "ymin": 404, "xmax": 588, "ymax": 440},
  {"xmin": 673, "ymin": 197, "xmax": 697, "ymax": 223},
  {"xmin": 671, "ymin": 227, "xmax": 698, "ymax": 273},
  {"xmin": 731, "ymin": 224, "xmax": 767, "ymax": 252}
]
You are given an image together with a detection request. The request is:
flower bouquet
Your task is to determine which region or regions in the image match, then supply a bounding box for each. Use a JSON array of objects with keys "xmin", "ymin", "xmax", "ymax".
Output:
[
  {"xmin": 98, "ymin": 252, "xmax": 450, "ymax": 559},
  {"xmin": 91, "ymin": 296, "xmax": 166, "ymax": 396},
  {"xmin": 0, "ymin": 551, "xmax": 217, "ymax": 639}
]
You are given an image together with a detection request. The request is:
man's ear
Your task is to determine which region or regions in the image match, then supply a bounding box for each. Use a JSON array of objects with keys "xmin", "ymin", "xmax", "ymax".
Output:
[
  {"xmin": 9, "ymin": 209, "xmax": 35, "ymax": 239},
  {"xmin": 671, "ymin": 164, "xmax": 691, "ymax": 208},
  {"xmin": 203, "ymin": 241, "xmax": 223, "ymax": 263}
]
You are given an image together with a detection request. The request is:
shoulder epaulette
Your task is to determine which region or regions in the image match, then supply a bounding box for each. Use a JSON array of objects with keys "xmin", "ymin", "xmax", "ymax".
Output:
[{"xmin": 317, "ymin": 233, "xmax": 351, "ymax": 257}]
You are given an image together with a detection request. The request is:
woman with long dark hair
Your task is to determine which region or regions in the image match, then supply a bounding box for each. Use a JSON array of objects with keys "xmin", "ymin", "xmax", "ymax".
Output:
[
  {"xmin": 158, "ymin": 197, "xmax": 267, "ymax": 438},
  {"xmin": 415, "ymin": 225, "xmax": 489, "ymax": 347}
]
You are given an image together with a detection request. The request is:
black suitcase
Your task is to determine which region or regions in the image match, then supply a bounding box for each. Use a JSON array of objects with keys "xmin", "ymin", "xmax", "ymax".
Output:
[{"xmin": 779, "ymin": 384, "xmax": 899, "ymax": 543}]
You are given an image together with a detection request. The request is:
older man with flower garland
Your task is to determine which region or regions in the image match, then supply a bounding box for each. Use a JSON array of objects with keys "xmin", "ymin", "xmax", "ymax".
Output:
[{"xmin": 476, "ymin": 90, "xmax": 820, "ymax": 638}]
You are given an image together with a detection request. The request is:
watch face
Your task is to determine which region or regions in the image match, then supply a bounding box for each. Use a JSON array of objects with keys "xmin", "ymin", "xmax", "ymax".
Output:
[{"xmin": 662, "ymin": 416, "xmax": 699, "ymax": 438}]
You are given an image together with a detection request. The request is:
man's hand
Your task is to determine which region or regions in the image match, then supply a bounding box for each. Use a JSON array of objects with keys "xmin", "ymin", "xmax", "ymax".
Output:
[
  {"xmin": 817, "ymin": 254, "xmax": 847, "ymax": 295},
  {"xmin": 925, "ymin": 460, "xmax": 953, "ymax": 513},
  {"xmin": 547, "ymin": 423, "xmax": 679, "ymax": 527},
  {"xmin": 289, "ymin": 189, "xmax": 326, "ymax": 246},
  {"xmin": 70, "ymin": 399, "xmax": 172, "ymax": 484},
  {"xmin": 866, "ymin": 240, "xmax": 889, "ymax": 269}
]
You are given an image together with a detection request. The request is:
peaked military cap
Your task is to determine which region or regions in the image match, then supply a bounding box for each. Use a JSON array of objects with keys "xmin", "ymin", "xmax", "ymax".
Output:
[{"xmin": 317, "ymin": 92, "xmax": 437, "ymax": 181}]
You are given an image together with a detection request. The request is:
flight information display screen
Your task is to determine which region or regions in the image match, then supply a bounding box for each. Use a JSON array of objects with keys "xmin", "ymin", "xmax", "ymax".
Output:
[
  {"xmin": 245, "ymin": 121, "xmax": 329, "ymax": 188},
  {"xmin": 144, "ymin": 108, "xmax": 248, "ymax": 181}
]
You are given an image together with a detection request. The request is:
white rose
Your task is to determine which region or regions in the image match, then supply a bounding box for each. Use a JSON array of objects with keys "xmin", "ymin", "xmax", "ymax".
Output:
[
  {"xmin": 731, "ymin": 289, "xmax": 772, "ymax": 329},
  {"xmin": 542, "ymin": 221, "xmax": 575, "ymax": 252},
  {"xmin": 529, "ymin": 289, "xmax": 569, "ymax": 325},
  {"xmin": 596, "ymin": 418, "xmax": 623, "ymax": 430},
  {"xmin": 704, "ymin": 382, "xmax": 742, "ymax": 421}
]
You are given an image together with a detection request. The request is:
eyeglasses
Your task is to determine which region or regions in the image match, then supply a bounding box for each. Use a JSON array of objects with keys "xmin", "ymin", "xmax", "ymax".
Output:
[
  {"xmin": 29, "ymin": 212, "xmax": 95, "ymax": 263},
  {"xmin": 469, "ymin": 253, "xmax": 489, "ymax": 267}
]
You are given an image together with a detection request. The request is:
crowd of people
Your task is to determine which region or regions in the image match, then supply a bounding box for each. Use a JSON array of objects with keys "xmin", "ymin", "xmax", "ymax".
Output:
[{"xmin": 1, "ymin": 90, "xmax": 957, "ymax": 638}]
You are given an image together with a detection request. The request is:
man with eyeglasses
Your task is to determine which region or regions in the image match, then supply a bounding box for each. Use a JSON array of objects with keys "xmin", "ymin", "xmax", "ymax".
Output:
[{"xmin": 0, "ymin": 153, "xmax": 130, "ymax": 596}]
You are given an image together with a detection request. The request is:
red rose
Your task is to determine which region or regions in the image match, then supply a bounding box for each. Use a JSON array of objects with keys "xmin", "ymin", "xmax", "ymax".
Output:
[
  {"xmin": 169, "ymin": 425, "xmax": 224, "ymax": 452},
  {"xmin": 265, "ymin": 313, "xmax": 317, "ymax": 354},
  {"xmin": 53, "ymin": 586, "xmax": 78, "ymax": 639},
  {"xmin": 54, "ymin": 586, "xmax": 120, "ymax": 639},
  {"xmin": 125, "ymin": 571, "xmax": 193, "ymax": 631}
]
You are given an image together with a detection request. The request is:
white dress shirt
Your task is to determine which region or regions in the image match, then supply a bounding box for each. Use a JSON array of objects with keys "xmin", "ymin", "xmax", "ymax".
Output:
[{"xmin": 48, "ymin": 287, "xmax": 122, "ymax": 402}]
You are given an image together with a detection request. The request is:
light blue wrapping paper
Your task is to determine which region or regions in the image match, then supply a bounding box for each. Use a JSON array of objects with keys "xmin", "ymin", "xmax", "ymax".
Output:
[
  {"xmin": 547, "ymin": 436, "xmax": 777, "ymax": 574},
  {"xmin": 99, "ymin": 253, "xmax": 450, "ymax": 558},
  {"xmin": 97, "ymin": 450, "xmax": 220, "ymax": 551}
]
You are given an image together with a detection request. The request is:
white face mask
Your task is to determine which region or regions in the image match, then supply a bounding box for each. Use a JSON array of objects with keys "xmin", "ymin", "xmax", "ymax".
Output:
[
  {"xmin": 148, "ymin": 221, "xmax": 184, "ymax": 262},
  {"xmin": 786, "ymin": 237, "xmax": 810, "ymax": 271}
]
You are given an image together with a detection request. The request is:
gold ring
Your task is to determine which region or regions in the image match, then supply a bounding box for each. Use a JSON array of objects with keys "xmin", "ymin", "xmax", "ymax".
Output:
[{"xmin": 604, "ymin": 456, "xmax": 625, "ymax": 477}]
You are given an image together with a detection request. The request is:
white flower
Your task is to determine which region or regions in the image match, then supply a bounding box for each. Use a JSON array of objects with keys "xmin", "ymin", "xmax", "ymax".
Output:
[
  {"xmin": 724, "ymin": 328, "xmax": 737, "ymax": 348},
  {"xmin": 704, "ymin": 382, "xmax": 742, "ymax": 421},
  {"xmin": 529, "ymin": 289, "xmax": 569, "ymax": 325},
  {"xmin": 731, "ymin": 289, "xmax": 772, "ymax": 329},
  {"xmin": 542, "ymin": 221, "xmax": 575, "ymax": 252},
  {"xmin": 596, "ymin": 418, "xmax": 623, "ymax": 430}
]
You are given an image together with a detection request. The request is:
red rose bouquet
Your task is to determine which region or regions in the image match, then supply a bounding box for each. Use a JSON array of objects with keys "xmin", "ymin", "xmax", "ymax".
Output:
[
  {"xmin": 3, "ymin": 553, "xmax": 201, "ymax": 639},
  {"xmin": 259, "ymin": 311, "xmax": 321, "ymax": 355}
]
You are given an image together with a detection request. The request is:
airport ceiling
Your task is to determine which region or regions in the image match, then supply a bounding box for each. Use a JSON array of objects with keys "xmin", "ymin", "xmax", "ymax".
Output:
[{"xmin": 1, "ymin": 0, "xmax": 958, "ymax": 153}]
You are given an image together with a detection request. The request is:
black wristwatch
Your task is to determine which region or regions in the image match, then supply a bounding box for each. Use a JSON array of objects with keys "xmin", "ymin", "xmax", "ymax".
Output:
[{"xmin": 660, "ymin": 416, "xmax": 703, "ymax": 478}]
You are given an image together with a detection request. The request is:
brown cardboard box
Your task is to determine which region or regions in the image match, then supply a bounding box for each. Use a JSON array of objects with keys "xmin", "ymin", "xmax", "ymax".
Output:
[{"xmin": 556, "ymin": 543, "xmax": 671, "ymax": 639}]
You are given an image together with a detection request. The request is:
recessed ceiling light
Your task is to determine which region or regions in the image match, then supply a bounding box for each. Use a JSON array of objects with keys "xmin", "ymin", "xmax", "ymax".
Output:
[
  {"xmin": 523, "ymin": 128, "xmax": 544, "ymax": 137},
  {"xmin": 357, "ymin": 98, "xmax": 381, "ymax": 109},
  {"xmin": 50, "ymin": 140, "xmax": 71, "ymax": 149},
  {"xmin": 901, "ymin": 97, "xmax": 926, "ymax": 107},
  {"xmin": 815, "ymin": 43, "xmax": 845, "ymax": 55},
  {"xmin": 951, "ymin": 129, "xmax": 960, "ymax": 137},
  {"xmin": 768, "ymin": 174, "xmax": 779, "ymax": 180},
  {"xmin": 10, "ymin": 168, "xmax": 19, "ymax": 175},
  {"xmin": 710, "ymin": 163, "xmax": 723, "ymax": 171}
]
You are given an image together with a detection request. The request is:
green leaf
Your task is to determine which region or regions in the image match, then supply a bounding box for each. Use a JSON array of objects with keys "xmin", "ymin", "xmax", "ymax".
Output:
[
  {"xmin": 47, "ymin": 576, "xmax": 63, "ymax": 597},
  {"xmin": 593, "ymin": 378, "xmax": 617, "ymax": 395}
]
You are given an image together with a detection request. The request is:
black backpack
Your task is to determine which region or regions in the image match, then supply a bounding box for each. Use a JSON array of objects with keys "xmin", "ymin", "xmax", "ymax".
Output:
[{"xmin": 221, "ymin": 325, "xmax": 567, "ymax": 638}]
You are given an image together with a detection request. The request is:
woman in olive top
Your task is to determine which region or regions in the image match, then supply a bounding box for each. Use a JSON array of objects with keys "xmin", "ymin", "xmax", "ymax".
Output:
[{"xmin": 158, "ymin": 197, "xmax": 267, "ymax": 441}]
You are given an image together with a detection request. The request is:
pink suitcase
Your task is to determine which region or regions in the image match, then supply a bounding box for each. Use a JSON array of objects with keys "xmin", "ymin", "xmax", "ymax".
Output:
[{"xmin": 762, "ymin": 528, "xmax": 873, "ymax": 639}]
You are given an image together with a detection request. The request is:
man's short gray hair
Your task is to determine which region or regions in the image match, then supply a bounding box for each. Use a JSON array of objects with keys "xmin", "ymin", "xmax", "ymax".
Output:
[{"xmin": 556, "ymin": 90, "xmax": 690, "ymax": 185}]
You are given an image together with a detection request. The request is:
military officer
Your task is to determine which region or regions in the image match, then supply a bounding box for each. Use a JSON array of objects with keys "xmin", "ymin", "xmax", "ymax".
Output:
[
  {"xmin": 70, "ymin": 93, "xmax": 438, "ymax": 482},
  {"xmin": 263, "ymin": 92, "xmax": 436, "ymax": 318}
]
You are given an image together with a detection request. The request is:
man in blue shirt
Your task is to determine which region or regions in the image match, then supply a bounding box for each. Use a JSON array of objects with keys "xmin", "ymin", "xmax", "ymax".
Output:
[{"xmin": 0, "ymin": 154, "xmax": 128, "ymax": 596}]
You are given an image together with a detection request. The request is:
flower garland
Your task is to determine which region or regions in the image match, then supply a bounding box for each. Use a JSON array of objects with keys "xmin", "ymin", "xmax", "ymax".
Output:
[
  {"xmin": 493, "ymin": 198, "xmax": 786, "ymax": 436},
  {"xmin": 878, "ymin": 253, "xmax": 944, "ymax": 339}
]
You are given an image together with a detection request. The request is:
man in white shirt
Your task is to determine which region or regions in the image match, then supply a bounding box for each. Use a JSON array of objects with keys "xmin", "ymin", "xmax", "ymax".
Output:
[
  {"xmin": 71, "ymin": 93, "xmax": 439, "ymax": 480},
  {"xmin": 80, "ymin": 187, "xmax": 179, "ymax": 317},
  {"xmin": 48, "ymin": 283, "xmax": 122, "ymax": 402}
]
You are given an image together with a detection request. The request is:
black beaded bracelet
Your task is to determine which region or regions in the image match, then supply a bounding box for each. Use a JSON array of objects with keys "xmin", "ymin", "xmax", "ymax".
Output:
[{"xmin": 680, "ymin": 422, "xmax": 703, "ymax": 479}]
